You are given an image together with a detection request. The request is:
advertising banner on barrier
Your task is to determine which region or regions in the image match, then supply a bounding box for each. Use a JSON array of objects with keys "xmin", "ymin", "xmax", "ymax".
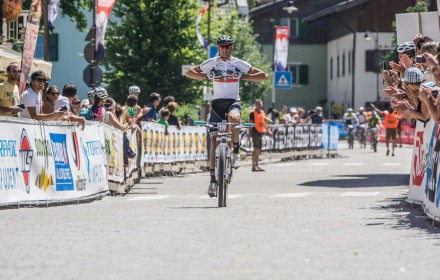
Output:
[
  {"xmin": 241, "ymin": 124, "xmax": 323, "ymax": 152},
  {"xmin": 102, "ymin": 125, "xmax": 124, "ymax": 183},
  {"xmin": 0, "ymin": 119, "xmax": 108, "ymax": 205},
  {"xmin": 141, "ymin": 122, "xmax": 208, "ymax": 164},
  {"xmin": 409, "ymin": 120, "xmax": 434, "ymax": 204}
]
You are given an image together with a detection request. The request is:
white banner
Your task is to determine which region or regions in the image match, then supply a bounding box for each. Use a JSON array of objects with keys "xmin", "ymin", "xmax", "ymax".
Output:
[
  {"xmin": 274, "ymin": 26, "xmax": 290, "ymax": 72},
  {"xmin": 0, "ymin": 118, "xmax": 108, "ymax": 205},
  {"xmin": 141, "ymin": 122, "xmax": 208, "ymax": 164}
]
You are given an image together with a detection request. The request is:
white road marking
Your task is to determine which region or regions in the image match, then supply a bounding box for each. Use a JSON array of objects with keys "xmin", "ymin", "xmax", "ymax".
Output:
[
  {"xmin": 308, "ymin": 163, "xmax": 329, "ymax": 166},
  {"xmin": 270, "ymin": 193, "xmax": 311, "ymax": 198},
  {"xmin": 127, "ymin": 195, "xmax": 171, "ymax": 201},
  {"xmin": 343, "ymin": 163, "xmax": 365, "ymax": 166},
  {"xmin": 380, "ymin": 163, "xmax": 401, "ymax": 166},
  {"xmin": 274, "ymin": 163, "xmax": 296, "ymax": 167},
  {"xmin": 341, "ymin": 192, "xmax": 380, "ymax": 197},
  {"xmin": 228, "ymin": 194, "xmax": 243, "ymax": 199}
]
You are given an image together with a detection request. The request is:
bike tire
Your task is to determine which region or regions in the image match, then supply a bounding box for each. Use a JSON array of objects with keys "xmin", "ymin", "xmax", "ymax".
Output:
[{"xmin": 217, "ymin": 146, "xmax": 228, "ymax": 207}]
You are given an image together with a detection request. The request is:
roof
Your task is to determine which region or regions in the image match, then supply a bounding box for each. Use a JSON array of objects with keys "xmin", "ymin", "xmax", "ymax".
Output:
[
  {"xmin": 302, "ymin": 0, "xmax": 368, "ymax": 23},
  {"xmin": 0, "ymin": 46, "xmax": 52, "ymax": 78}
]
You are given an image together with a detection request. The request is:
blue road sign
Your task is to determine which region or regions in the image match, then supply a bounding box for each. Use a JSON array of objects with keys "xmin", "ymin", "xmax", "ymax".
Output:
[
  {"xmin": 209, "ymin": 45, "xmax": 218, "ymax": 58},
  {"xmin": 274, "ymin": 71, "xmax": 292, "ymax": 89}
]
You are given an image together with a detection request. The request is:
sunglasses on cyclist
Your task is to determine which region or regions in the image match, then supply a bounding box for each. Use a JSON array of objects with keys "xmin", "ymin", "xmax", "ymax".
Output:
[{"xmin": 218, "ymin": 45, "xmax": 232, "ymax": 50}]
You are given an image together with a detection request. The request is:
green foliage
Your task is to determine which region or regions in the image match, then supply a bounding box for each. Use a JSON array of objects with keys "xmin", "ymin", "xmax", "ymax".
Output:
[
  {"xmin": 383, "ymin": 0, "xmax": 429, "ymax": 63},
  {"xmin": 103, "ymin": 0, "xmax": 205, "ymax": 105},
  {"xmin": 174, "ymin": 103, "xmax": 200, "ymax": 121}
]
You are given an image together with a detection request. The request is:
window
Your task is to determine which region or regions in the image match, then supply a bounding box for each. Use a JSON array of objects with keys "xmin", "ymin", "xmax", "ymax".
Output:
[
  {"xmin": 278, "ymin": 17, "xmax": 308, "ymax": 38},
  {"xmin": 365, "ymin": 50, "xmax": 385, "ymax": 72},
  {"xmin": 348, "ymin": 51, "xmax": 351, "ymax": 74},
  {"xmin": 286, "ymin": 64, "xmax": 309, "ymax": 85},
  {"xmin": 342, "ymin": 53, "xmax": 346, "ymax": 76},
  {"xmin": 330, "ymin": 57, "xmax": 333, "ymax": 80},
  {"xmin": 337, "ymin": 55, "xmax": 340, "ymax": 78}
]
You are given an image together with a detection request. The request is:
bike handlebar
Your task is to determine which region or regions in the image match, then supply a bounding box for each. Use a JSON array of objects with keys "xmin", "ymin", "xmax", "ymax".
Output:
[{"xmin": 193, "ymin": 121, "xmax": 255, "ymax": 128}]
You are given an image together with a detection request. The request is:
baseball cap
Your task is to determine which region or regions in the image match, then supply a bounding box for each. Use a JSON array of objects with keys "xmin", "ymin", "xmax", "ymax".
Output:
[
  {"xmin": 403, "ymin": 67, "xmax": 423, "ymax": 83},
  {"xmin": 289, "ymin": 107, "xmax": 298, "ymax": 113},
  {"xmin": 82, "ymin": 99, "xmax": 90, "ymax": 107},
  {"xmin": 31, "ymin": 70, "xmax": 50, "ymax": 81},
  {"xmin": 315, "ymin": 106, "xmax": 323, "ymax": 111}
]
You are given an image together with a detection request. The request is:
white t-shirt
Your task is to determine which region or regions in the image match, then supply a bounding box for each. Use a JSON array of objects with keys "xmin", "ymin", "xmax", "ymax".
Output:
[
  {"xmin": 55, "ymin": 96, "xmax": 70, "ymax": 111},
  {"xmin": 20, "ymin": 88, "xmax": 42, "ymax": 119},
  {"xmin": 199, "ymin": 56, "xmax": 253, "ymax": 100},
  {"xmin": 285, "ymin": 113, "xmax": 294, "ymax": 124}
]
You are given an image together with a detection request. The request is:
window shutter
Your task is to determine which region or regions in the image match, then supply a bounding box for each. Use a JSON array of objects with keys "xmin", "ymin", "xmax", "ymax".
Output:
[
  {"xmin": 299, "ymin": 65, "xmax": 309, "ymax": 85},
  {"xmin": 298, "ymin": 20, "xmax": 309, "ymax": 38},
  {"xmin": 49, "ymin": 34, "xmax": 59, "ymax": 61},
  {"xmin": 365, "ymin": 50, "xmax": 375, "ymax": 72}
]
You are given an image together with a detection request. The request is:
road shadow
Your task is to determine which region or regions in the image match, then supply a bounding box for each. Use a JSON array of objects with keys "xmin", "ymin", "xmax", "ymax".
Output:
[
  {"xmin": 169, "ymin": 206, "xmax": 220, "ymax": 209},
  {"xmin": 299, "ymin": 174, "xmax": 410, "ymax": 188},
  {"xmin": 369, "ymin": 196, "xmax": 440, "ymax": 235}
]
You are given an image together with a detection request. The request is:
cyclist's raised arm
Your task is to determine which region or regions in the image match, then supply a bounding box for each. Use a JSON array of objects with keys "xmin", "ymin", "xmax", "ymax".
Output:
[
  {"xmin": 242, "ymin": 67, "xmax": 268, "ymax": 82},
  {"xmin": 186, "ymin": 65, "xmax": 206, "ymax": 81}
]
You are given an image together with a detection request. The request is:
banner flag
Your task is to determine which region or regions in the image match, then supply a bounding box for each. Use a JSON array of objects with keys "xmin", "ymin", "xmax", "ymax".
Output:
[
  {"xmin": 196, "ymin": 4, "xmax": 209, "ymax": 50},
  {"xmin": 19, "ymin": 0, "xmax": 42, "ymax": 94},
  {"xmin": 274, "ymin": 26, "xmax": 290, "ymax": 72},
  {"xmin": 96, "ymin": 0, "xmax": 116, "ymax": 61},
  {"xmin": 48, "ymin": 0, "xmax": 60, "ymax": 28}
]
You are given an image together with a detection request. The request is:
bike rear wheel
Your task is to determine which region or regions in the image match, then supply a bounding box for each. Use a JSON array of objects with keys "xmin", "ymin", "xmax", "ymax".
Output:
[{"xmin": 217, "ymin": 146, "xmax": 228, "ymax": 207}]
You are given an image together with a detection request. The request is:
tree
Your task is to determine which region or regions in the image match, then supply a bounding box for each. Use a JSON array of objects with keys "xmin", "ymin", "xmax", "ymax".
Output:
[{"xmin": 103, "ymin": 0, "xmax": 204, "ymax": 104}]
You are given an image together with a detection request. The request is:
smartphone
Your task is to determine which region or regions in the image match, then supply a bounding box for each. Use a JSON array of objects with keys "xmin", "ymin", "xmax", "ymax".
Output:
[
  {"xmin": 432, "ymin": 90, "xmax": 439, "ymax": 98},
  {"xmin": 59, "ymin": 105, "xmax": 68, "ymax": 112},
  {"xmin": 18, "ymin": 104, "xmax": 25, "ymax": 110},
  {"xmin": 383, "ymin": 61, "xmax": 391, "ymax": 71},
  {"xmin": 416, "ymin": 55, "xmax": 426, "ymax": 63}
]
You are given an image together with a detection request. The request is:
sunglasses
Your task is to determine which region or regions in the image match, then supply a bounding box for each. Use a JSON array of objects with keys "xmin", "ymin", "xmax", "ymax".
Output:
[
  {"xmin": 10, "ymin": 70, "xmax": 21, "ymax": 74},
  {"xmin": 218, "ymin": 45, "xmax": 232, "ymax": 49},
  {"xmin": 72, "ymin": 101, "xmax": 82, "ymax": 105},
  {"xmin": 35, "ymin": 78, "xmax": 47, "ymax": 83},
  {"xmin": 48, "ymin": 92, "xmax": 60, "ymax": 96}
]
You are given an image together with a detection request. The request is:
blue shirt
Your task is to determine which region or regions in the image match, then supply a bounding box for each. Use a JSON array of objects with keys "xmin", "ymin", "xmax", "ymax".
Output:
[{"xmin": 144, "ymin": 104, "xmax": 158, "ymax": 121}]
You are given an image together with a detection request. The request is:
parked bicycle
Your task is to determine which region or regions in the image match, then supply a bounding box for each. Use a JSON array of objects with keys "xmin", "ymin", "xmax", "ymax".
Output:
[{"xmin": 194, "ymin": 121, "xmax": 254, "ymax": 207}]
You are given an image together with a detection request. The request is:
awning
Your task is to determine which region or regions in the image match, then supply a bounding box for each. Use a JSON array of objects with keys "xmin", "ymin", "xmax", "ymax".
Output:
[{"xmin": 0, "ymin": 46, "xmax": 52, "ymax": 79}]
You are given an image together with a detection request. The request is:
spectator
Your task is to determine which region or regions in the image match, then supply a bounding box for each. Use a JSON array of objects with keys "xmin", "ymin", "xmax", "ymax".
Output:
[
  {"xmin": 166, "ymin": 101, "xmax": 181, "ymax": 130},
  {"xmin": 103, "ymin": 97, "xmax": 140, "ymax": 132},
  {"xmin": 249, "ymin": 100, "xmax": 272, "ymax": 172},
  {"xmin": 159, "ymin": 95, "xmax": 176, "ymax": 119},
  {"xmin": 90, "ymin": 87, "xmax": 108, "ymax": 121},
  {"xmin": 285, "ymin": 107, "xmax": 297, "ymax": 125},
  {"xmin": 0, "ymin": 62, "xmax": 22, "ymax": 117},
  {"xmin": 122, "ymin": 94, "xmax": 149, "ymax": 124},
  {"xmin": 144, "ymin": 92, "xmax": 161, "ymax": 122},
  {"xmin": 158, "ymin": 109, "xmax": 170, "ymax": 135},
  {"xmin": 42, "ymin": 85, "xmax": 60, "ymax": 114},
  {"xmin": 20, "ymin": 71, "xmax": 64, "ymax": 120},
  {"xmin": 70, "ymin": 97, "xmax": 82, "ymax": 116},
  {"xmin": 311, "ymin": 106, "xmax": 324, "ymax": 124},
  {"xmin": 79, "ymin": 99, "xmax": 91, "ymax": 120},
  {"xmin": 55, "ymin": 83, "xmax": 77, "ymax": 112}
]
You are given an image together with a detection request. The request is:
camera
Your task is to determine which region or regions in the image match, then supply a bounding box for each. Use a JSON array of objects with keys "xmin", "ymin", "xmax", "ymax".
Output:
[
  {"xmin": 416, "ymin": 55, "xmax": 426, "ymax": 63},
  {"xmin": 18, "ymin": 104, "xmax": 25, "ymax": 110},
  {"xmin": 432, "ymin": 90, "xmax": 439, "ymax": 98}
]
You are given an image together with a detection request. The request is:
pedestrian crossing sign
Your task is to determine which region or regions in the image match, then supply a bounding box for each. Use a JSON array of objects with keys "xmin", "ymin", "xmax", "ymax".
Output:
[{"xmin": 274, "ymin": 71, "xmax": 292, "ymax": 89}]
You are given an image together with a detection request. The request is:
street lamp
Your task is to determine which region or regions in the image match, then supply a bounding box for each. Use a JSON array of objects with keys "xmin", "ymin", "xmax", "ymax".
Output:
[
  {"xmin": 283, "ymin": 1, "xmax": 298, "ymax": 14},
  {"xmin": 364, "ymin": 30, "xmax": 380, "ymax": 103}
]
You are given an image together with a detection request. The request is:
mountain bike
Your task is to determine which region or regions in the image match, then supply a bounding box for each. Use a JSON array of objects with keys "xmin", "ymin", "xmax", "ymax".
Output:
[
  {"xmin": 347, "ymin": 124, "xmax": 354, "ymax": 149},
  {"xmin": 194, "ymin": 121, "xmax": 254, "ymax": 207},
  {"xmin": 357, "ymin": 124, "xmax": 367, "ymax": 148}
]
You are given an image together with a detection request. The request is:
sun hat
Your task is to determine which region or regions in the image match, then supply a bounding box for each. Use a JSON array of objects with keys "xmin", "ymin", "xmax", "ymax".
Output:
[{"xmin": 404, "ymin": 67, "xmax": 423, "ymax": 83}]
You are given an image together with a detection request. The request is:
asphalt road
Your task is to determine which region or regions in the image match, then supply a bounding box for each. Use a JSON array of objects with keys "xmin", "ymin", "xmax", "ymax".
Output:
[{"xmin": 1, "ymin": 142, "xmax": 440, "ymax": 280}]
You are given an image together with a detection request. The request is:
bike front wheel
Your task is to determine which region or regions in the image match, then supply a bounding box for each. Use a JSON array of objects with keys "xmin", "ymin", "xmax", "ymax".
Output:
[{"xmin": 217, "ymin": 145, "xmax": 228, "ymax": 207}]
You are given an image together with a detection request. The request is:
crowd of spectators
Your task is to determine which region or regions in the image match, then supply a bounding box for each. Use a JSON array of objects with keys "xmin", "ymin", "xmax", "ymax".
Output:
[{"xmin": 265, "ymin": 105, "xmax": 324, "ymax": 125}]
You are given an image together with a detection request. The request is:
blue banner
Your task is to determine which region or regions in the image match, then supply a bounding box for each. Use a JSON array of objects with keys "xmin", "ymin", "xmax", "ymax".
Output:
[
  {"xmin": 321, "ymin": 123, "xmax": 339, "ymax": 150},
  {"xmin": 49, "ymin": 133, "xmax": 74, "ymax": 191}
]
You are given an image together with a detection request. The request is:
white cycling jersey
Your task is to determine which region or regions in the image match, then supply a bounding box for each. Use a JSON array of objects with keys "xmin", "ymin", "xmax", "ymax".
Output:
[{"xmin": 199, "ymin": 56, "xmax": 253, "ymax": 100}]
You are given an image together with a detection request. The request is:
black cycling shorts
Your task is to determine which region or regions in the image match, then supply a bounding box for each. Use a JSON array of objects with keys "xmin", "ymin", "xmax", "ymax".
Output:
[{"xmin": 209, "ymin": 98, "xmax": 241, "ymax": 123}]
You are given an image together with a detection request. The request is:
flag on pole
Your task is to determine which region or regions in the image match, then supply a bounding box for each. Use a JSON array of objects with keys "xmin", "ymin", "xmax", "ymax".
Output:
[
  {"xmin": 96, "ymin": 0, "xmax": 116, "ymax": 62},
  {"xmin": 196, "ymin": 4, "xmax": 209, "ymax": 50},
  {"xmin": 19, "ymin": 0, "xmax": 43, "ymax": 94},
  {"xmin": 274, "ymin": 26, "xmax": 290, "ymax": 72},
  {"xmin": 48, "ymin": 0, "xmax": 60, "ymax": 28}
]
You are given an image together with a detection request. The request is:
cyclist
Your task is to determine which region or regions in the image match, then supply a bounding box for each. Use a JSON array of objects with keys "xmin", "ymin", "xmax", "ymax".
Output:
[
  {"xmin": 186, "ymin": 35, "xmax": 268, "ymax": 196},
  {"xmin": 343, "ymin": 108, "xmax": 358, "ymax": 148},
  {"xmin": 367, "ymin": 110, "xmax": 382, "ymax": 151},
  {"xmin": 356, "ymin": 107, "xmax": 367, "ymax": 148}
]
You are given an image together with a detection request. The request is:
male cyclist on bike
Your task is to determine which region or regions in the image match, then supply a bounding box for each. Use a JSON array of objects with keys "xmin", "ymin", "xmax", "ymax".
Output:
[
  {"xmin": 367, "ymin": 110, "xmax": 382, "ymax": 152},
  {"xmin": 343, "ymin": 108, "xmax": 358, "ymax": 147},
  {"xmin": 186, "ymin": 35, "xmax": 268, "ymax": 196},
  {"xmin": 356, "ymin": 107, "xmax": 367, "ymax": 148}
]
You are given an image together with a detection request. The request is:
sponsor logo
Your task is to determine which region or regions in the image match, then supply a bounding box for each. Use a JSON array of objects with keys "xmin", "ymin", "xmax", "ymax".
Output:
[
  {"xmin": 0, "ymin": 167, "xmax": 19, "ymax": 190},
  {"xmin": 71, "ymin": 132, "xmax": 81, "ymax": 170},
  {"xmin": 49, "ymin": 133, "xmax": 74, "ymax": 191},
  {"xmin": 80, "ymin": 139, "xmax": 105, "ymax": 185},
  {"xmin": 34, "ymin": 138, "xmax": 52, "ymax": 157},
  {"xmin": 19, "ymin": 129, "xmax": 34, "ymax": 194},
  {"xmin": 0, "ymin": 140, "xmax": 17, "ymax": 157},
  {"xmin": 412, "ymin": 131, "xmax": 426, "ymax": 186},
  {"xmin": 35, "ymin": 166, "xmax": 54, "ymax": 192}
]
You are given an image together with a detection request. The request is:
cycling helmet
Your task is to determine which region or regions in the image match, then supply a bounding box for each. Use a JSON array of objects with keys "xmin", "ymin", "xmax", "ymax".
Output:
[
  {"xmin": 216, "ymin": 35, "xmax": 234, "ymax": 45},
  {"xmin": 93, "ymin": 87, "xmax": 108, "ymax": 99},
  {"xmin": 347, "ymin": 108, "xmax": 353, "ymax": 113},
  {"xmin": 397, "ymin": 42, "xmax": 415, "ymax": 54},
  {"xmin": 129, "ymin": 85, "xmax": 140, "ymax": 95}
]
